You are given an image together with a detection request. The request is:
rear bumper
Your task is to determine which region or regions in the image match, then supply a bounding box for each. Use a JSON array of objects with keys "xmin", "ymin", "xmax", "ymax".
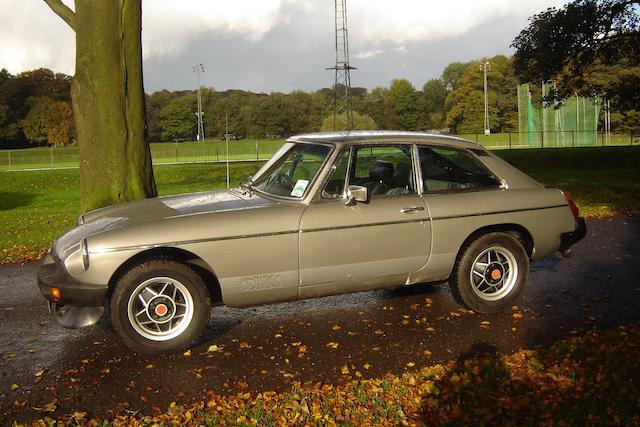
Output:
[
  {"xmin": 37, "ymin": 256, "xmax": 107, "ymax": 307},
  {"xmin": 559, "ymin": 217, "xmax": 587, "ymax": 252}
]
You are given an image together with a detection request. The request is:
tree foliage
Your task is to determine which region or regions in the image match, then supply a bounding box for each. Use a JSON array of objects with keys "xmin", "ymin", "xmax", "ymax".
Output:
[
  {"xmin": 320, "ymin": 111, "xmax": 378, "ymax": 132},
  {"xmin": 445, "ymin": 56, "xmax": 518, "ymax": 134},
  {"xmin": 512, "ymin": 0, "xmax": 640, "ymax": 109}
]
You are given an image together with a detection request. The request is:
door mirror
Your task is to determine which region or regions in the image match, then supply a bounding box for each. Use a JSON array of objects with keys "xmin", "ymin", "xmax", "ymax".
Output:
[{"xmin": 345, "ymin": 185, "xmax": 368, "ymax": 205}]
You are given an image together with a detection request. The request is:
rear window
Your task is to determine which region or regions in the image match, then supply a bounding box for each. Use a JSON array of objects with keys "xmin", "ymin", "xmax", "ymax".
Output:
[{"xmin": 419, "ymin": 146, "xmax": 500, "ymax": 192}]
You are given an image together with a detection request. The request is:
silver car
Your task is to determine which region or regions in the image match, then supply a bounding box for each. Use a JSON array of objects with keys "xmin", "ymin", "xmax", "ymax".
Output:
[{"xmin": 37, "ymin": 131, "xmax": 586, "ymax": 353}]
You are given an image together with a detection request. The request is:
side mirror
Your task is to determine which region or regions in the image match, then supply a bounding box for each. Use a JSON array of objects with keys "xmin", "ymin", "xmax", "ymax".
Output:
[{"xmin": 345, "ymin": 185, "xmax": 368, "ymax": 205}]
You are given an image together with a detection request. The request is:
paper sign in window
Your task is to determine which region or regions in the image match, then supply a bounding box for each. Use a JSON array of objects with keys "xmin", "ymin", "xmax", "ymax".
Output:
[{"xmin": 291, "ymin": 180, "xmax": 309, "ymax": 197}]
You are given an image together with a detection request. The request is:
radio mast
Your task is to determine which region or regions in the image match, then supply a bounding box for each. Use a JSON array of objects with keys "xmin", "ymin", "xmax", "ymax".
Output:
[{"xmin": 327, "ymin": 0, "xmax": 356, "ymax": 130}]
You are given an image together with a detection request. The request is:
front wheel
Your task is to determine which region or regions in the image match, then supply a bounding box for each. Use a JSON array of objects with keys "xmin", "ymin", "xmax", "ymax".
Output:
[
  {"xmin": 450, "ymin": 232, "xmax": 528, "ymax": 313},
  {"xmin": 110, "ymin": 259, "xmax": 211, "ymax": 354}
]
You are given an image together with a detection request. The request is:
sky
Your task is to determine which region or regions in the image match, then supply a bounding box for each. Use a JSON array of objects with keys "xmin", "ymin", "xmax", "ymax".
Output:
[{"xmin": 0, "ymin": 0, "xmax": 567, "ymax": 93}]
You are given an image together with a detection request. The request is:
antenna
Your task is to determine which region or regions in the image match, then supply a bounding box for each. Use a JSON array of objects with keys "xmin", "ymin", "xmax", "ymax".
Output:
[{"xmin": 327, "ymin": 0, "xmax": 356, "ymax": 130}]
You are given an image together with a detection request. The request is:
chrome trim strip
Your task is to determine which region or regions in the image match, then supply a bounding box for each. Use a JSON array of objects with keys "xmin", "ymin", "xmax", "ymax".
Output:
[
  {"xmin": 302, "ymin": 218, "xmax": 428, "ymax": 234},
  {"xmin": 90, "ymin": 229, "xmax": 299, "ymax": 254},
  {"xmin": 93, "ymin": 204, "xmax": 567, "ymax": 254},
  {"xmin": 430, "ymin": 204, "xmax": 566, "ymax": 221}
]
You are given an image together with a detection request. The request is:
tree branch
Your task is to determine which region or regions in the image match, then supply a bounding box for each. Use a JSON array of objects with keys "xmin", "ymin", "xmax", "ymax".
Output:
[{"xmin": 43, "ymin": 0, "xmax": 76, "ymax": 31}]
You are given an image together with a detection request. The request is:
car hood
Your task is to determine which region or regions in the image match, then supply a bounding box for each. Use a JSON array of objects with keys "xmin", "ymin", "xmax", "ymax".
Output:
[{"xmin": 54, "ymin": 189, "xmax": 274, "ymax": 259}]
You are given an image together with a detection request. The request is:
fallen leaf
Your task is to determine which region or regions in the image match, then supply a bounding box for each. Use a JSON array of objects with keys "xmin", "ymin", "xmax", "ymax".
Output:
[
  {"xmin": 341, "ymin": 365, "xmax": 350, "ymax": 374},
  {"xmin": 274, "ymin": 333, "xmax": 283, "ymax": 338},
  {"xmin": 34, "ymin": 369, "xmax": 45, "ymax": 378},
  {"xmin": 513, "ymin": 313, "xmax": 523, "ymax": 319},
  {"xmin": 331, "ymin": 325, "xmax": 341, "ymax": 331},
  {"xmin": 11, "ymin": 384, "xmax": 19, "ymax": 391},
  {"xmin": 183, "ymin": 350, "xmax": 192, "ymax": 357},
  {"xmin": 145, "ymin": 364, "xmax": 154, "ymax": 369},
  {"xmin": 326, "ymin": 342, "xmax": 339, "ymax": 349},
  {"xmin": 207, "ymin": 344, "xmax": 224, "ymax": 353},
  {"xmin": 363, "ymin": 363, "xmax": 371, "ymax": 370},
  {"xmin": 407, "ymin": 362, "xmax": 415, "ymax": 367}
]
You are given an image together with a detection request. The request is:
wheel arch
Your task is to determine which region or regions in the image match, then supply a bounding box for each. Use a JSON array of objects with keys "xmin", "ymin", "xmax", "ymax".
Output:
[
  {"xmin": 457, "ymin": 224, "xmax": 534, "ymax": 262},
  {"xmin": 106, "ymin": 247, "xmax": 223, "ymax": 304}
]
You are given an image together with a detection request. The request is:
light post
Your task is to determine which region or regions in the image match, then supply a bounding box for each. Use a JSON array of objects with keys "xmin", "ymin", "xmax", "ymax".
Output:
[
  {"xmin": 192, "ymin": 63, "xmax": 205, "ymax": 142},
  {"xmin": 480, "ymin": 61, "xmax": 490, "ymax": 135}
]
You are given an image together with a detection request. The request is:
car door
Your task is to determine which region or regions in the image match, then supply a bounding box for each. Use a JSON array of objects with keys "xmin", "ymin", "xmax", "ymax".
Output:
[{"xmin": 298, "ymin": 144, "xmax": 431, "ymax": 298}]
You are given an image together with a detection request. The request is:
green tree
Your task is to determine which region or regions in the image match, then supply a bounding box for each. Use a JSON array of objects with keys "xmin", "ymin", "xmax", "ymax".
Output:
[
  {"xmin": 445, "ymin": 56, "xmax": 518, "ymax": 133},
  {"xmin": 422, "ymin": 79, "xmax": 448, "ymax": 129},
  {"xmin": 441, "ymin": 62, "xmax": 470, "ymax": 91},
  {"xmin": 386, "ymin": 79, "xmax": 421, "ymax": 130},
  {"xmin": 320, "ymin": 111, "xmax": 377, "ymax": 131},
  {"xmin": 158, "ymin": 96, "xmax": 196, "ymax": 141},
  {"xmin": 44, "ymin": 0, "xmax": 156, "ymax": 212},
  {"xmin": 512, "ymin": 0, "xmax": 640, "ymax": 110}
]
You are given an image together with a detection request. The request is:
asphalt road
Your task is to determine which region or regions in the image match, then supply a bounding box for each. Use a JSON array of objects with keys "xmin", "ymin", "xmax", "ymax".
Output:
[{"xmin": 1, "ymin": 215, "xmax": 639, "ymax": 422}]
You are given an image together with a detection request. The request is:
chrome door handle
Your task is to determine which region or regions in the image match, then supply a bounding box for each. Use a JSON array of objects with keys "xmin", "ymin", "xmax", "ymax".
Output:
[{"xmin": 400, "ymin": 206, "xmax": 425, "ymax": 213}]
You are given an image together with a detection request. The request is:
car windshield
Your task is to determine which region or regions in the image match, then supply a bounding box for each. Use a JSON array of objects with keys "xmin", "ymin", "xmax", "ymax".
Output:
[{"xmin": 251, "ymin": 142, "xmax": 332, "ymax": 198}]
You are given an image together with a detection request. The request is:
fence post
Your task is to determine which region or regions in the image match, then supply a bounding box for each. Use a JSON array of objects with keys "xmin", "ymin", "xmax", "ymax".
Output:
[
  {"xmin": 508, "ymin": 132, "xmax": 512, "ymax": 149},
  {"xmin": 632, "ymin": 131, "xmax": 635, "ymax": 146},
  {"xmin": 541, "ymin": 131, "xmax": 544, "ymax": 148},
  {"xmin": 7, "ymin": 150, "xmax": 11, "ymax": 169},
  {"xmin": 50, "ymin": 146, "xmax": 54, "ymax": 169},
  {"xmin": 215, "ymin": 142, "xmax": 219, "ymax": 162},
  {"xmin": 174, "ymin": 142, "xmax": 178, "ymax": 164},
  {"xmin": 256, "ymin": 140, "xmax": 259, "ymax": 161},
  {"xmin": 572, "ymin": 131, "xmax": 575, "ymax": 147}
]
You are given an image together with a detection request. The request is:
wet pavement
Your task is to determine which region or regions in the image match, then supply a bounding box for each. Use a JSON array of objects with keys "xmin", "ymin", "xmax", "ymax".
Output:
[{"xmin": 1, "ymin": 215, "xmax": 639, "ymax": 422}]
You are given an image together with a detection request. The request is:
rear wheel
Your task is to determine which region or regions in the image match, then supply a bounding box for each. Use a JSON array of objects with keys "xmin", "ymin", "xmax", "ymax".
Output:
[
  {"xmin": 110, "ymin": 259, "xmax": 211, "ymax": 354},
  {"xmin": 450, "ymin": 232, "xmax": 528, "ymax": 313}
]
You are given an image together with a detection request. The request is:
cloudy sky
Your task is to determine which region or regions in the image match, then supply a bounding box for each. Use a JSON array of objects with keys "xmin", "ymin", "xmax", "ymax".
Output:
[{"xmin": 1, "ymin": 0, "xmax": 566, "ymax": 93}]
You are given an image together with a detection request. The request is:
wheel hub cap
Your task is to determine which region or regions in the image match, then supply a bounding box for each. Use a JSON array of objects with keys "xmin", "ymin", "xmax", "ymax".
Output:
[{"xmin": 485, "ymin": 263, "xmax": 504, "ymax": 285}]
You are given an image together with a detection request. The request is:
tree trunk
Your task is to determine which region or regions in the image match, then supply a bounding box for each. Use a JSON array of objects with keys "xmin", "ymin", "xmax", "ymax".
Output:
[{"xmin": 46, "ymin": 0, "xmax": 157, "ymax": 212}]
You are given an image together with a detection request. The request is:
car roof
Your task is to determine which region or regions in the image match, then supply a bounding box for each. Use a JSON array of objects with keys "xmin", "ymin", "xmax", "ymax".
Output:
[{"xmin": 287, "ymin": 130, "xmax": 483, "ymax": 151}]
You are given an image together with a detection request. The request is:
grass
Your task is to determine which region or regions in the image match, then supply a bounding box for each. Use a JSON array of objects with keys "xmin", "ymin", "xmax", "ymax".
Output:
[{"xmin": 0, "ymin": 146, "xmax": 638, "ymax": 264}]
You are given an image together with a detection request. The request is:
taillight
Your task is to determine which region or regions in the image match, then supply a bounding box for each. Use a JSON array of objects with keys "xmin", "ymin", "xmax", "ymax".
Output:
[{"xmin": 561, "ymin": 190, "xmax": 580, "ymax": 222}]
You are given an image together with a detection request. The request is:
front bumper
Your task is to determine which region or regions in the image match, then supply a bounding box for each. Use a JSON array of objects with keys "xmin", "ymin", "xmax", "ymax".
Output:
[
  {"xmin": 559, "ymin": 217, "xmax": 587, "ymax": 252},
  {"xmin": 37, "ymin": 256, "xmax": 108, "ymax": 307}
]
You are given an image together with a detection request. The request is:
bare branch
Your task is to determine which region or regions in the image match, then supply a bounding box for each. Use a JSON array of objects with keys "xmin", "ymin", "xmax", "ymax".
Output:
[{"xmin": 43, "ymin": 0, "xmax": 76, "ymax": 31}]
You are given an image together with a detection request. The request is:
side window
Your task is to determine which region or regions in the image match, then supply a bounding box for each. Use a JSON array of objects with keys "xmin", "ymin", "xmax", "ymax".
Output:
[
  {"xmin": 322, "ymin": 148, "xmax": 351, "ymax": 199},
  {"xmin": 419, "ymin": 146, "xmax": 500, "ymax": 192},
  {"xmin": 352, "ymin": 146, "xmax": 416, "ymax": 197}
]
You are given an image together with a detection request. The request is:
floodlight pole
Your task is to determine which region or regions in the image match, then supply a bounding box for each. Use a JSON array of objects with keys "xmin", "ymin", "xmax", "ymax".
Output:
[
  {"xmin": 192, "ymin": 63, "xmax": 205, "ymax": 142},
  {"xmin": 480, "ymin": 61, "xmax": 490, "ymax": 135},
  {"xmin": 225, "ymin": 114, "xmax": 230, "ymax": 189}
]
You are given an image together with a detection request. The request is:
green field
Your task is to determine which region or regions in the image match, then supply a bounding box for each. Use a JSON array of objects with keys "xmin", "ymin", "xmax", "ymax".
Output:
[
  {"xmin": 0, "ymin": 132, "xmax": 637, "ymax": 171},
  {"xmin": 0, "ymin": 146, "xmax": 638, "ymax": 264}
]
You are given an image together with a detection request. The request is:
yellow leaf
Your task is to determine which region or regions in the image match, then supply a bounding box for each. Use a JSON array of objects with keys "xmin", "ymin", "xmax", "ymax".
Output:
[
  {"xmin": 331, "ymin": 325, "xmax": 341, "ymax": 331},
  {"xmin": 363, "ymin": 363, "xmax": 371, "ymax": 370},
  {"xmin": 481, "ymin": 321, "xmax": 491, "ymax": 325},
  {"xmin": 291, "ymin": 342, "xmax": 302, "ymax": 346},
  {"xmin": 341, "ymin": 365, "xmax": 350, "ymax": 374},
  {"xmin": 512, "ymin": 313, "xmax": 523, "ymax": 319},
  {"xmin": 11, "ymin": 384, "xmax": 19, "ymax": 391},
  {"xmin": 145, "ymin": 364, "xmax": 154, "ymax": 369},
  {"xmin": 274, "ymin": 333, "xmax": 283, "ymax": 338},
  {"xmin": 183, "ymin": 350, "xmax": 192, "ymax": 357},
  {"xmin": 34, "ymin": 370, "xmax": 45, "ymax": 377},
  {"xmin": 207, "ymin": 344, "xmax": 224, "ymax": 353},
  {"xmin": 407, "ymin": 362, "xmax": 415, "ymax": 367},
  {"xmin": 326, "ymin": 342, "xmax": 339, "ymax": 349}
]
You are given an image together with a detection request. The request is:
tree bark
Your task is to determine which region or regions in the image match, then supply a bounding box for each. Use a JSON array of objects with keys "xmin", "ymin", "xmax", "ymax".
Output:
[{"xmin": 44, "ymin": 0, "xmax": 157, "ymax": 212}]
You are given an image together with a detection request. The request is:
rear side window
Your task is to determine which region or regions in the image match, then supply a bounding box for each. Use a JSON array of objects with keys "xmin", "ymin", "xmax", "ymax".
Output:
[{"xmin": 419, "ymin": 147, "xmax": 500, "ymax": 192}]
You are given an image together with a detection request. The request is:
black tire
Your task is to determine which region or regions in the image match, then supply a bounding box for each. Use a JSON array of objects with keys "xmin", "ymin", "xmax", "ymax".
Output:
[
  {"xmin": 110, "ymin": 259, "xmax": 211, "ymax": 354},
  {"xmin": 450, "ymin": 232, "xmax": 528, "ymax": 313}
]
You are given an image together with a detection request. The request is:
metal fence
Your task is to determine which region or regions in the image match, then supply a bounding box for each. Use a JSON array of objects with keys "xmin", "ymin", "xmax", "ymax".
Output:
[{"xmin": 0, "ymin": 132, "xmax": 637, "ymax": 171}]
